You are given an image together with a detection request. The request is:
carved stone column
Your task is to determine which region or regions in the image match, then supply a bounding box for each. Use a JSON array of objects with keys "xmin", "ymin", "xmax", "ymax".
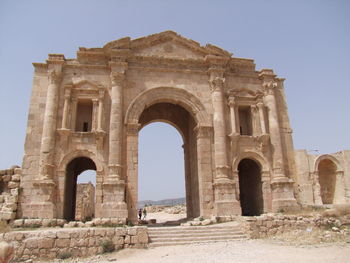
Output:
[
  {"xmin": 263, "ymin": 81, "xmax": 287, "ymax": 181},
  {"xmin": 209, "ymin": 76, "xmax": 230, "ymax": 179},
  {"xmin": 38, "ymin": 69, "xmax": 62, "ymax": 181},
  {"xmin": 92, "ymin": 99, "xmax": 98, "ymax": 132},
  {"xmin": 257, "ymin": 101, "xmax": 267, "ymax": 134},
  {"xmin": 108, "ymin": 70, "xmax": 126, "ymax": 180},
  {"xmin": 61, "ymin": 86, "xmax": 71, "ymax": 130},
  {"xmin": 260, "ymin": 69, "xmax": 297, "ymax": 212},
  {"xmin": 207, "ymin": 57, "xmax": 241, "ymax": 216},
  {"xmin": 97, "ymin": 89, "xmax": 105, "ymax": 131},
  {"xmin": 70, "ymin": 98, "xmax": 78, "ymax": 131},
  {"xmin": 228, "ymin": 96, "xmax": 239, "ymax": 137},
  {"xmin": 251, "ymin": 104, "xmax": 261, "ymax": 136},
  {"xmin": 100, "ymin": 62, "xmax": 128, "ymax": 220},
  {"xmin": 33, "ymin": 55, "xmax": 65, "ymax": 219}
]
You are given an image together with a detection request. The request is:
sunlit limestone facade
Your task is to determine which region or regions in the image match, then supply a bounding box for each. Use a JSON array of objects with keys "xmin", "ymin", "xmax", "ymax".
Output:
[{"xmin": 18, "ymin": 31, "xmax": 350, "ymax": 222}]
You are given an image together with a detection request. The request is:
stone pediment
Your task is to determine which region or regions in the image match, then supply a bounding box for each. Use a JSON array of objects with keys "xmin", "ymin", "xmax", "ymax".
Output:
[{"xmin": 103, "ymin": 31, "xmax": 232, "ymax": 59}]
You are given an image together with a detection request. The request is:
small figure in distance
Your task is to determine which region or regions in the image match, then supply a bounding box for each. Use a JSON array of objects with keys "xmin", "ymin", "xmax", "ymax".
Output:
[
  {"xmin": 138, "ymin": 208, "xmax": 142, "ymax": 220},
  {"xmin": 142, "ymin": 207, "xmax": 147, "ymax": 220}
]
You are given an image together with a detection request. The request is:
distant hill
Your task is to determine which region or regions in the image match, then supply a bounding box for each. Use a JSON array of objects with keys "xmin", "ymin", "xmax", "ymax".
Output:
[{"xmin": 138, "ymin": 197, "xmax": 185, "ymax": 208}]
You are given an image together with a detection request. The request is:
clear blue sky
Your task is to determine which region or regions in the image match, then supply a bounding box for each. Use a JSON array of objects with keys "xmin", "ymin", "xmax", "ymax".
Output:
[{"xmin": 0, "ymin": 0, "xmax": 349, "ymax": 200}]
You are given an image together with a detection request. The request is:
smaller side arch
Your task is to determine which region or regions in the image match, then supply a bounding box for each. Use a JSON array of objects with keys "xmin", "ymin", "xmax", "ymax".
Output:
[
  {"xmin": 314, "ymin": 154, "xmax": 343, "ymax": 173},
  {"xmin": 57, "ymin": 150, "xmax": 104, "ymax": 174},
  {"xmin": 232, "ymin": 151, "xmax": 270, "ymax": 173}
]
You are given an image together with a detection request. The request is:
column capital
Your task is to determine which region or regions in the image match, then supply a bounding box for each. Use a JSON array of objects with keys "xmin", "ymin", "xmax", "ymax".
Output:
[
  {"xmin": 209, "ymin": 77, "xmax": 225, "ymax": 92},
  {"xmin": 64, "ymin": 86, "xmax": 71, "ymax": 99},
  {"xmin": 257, "ymin": 101, "xmax": 265, "ymax": 108},
  {"xmin": 110, "ymin": 72, "xmax": 125, "ymax": 86},
  {"xmin": 227, "ymin": 96, "xmax": 236, "ymax": 107},
  {"xmin": 98, "ymin": 88, "xmax": 105, "ymax": 99},
  {"xmin": 48, "ymin": 70, "xmax": 62, "ymax": 85},
  {"xmin": 263, "ymin": 81, "xmax": 278, "ymax": 96},
  {"xmin": 251, "ymin": 104, "xmax": 259, "ymax": 115}
]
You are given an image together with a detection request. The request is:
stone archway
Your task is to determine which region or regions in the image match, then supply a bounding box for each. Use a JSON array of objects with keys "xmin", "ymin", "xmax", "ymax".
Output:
[
  {"xmin": 63, "ymin": 157, "xmax": 96, "ymax": 221},
  {"xmin": 124, "ymin": 87, "xmax": 213, "ymax": 221},
  {"xmin": 238, "ymin": 158, "xmax": 264, "ymax": 216}
]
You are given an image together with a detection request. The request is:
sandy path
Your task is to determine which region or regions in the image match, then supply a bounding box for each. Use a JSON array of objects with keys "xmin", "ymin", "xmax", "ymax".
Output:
[{"xmin": 58, "ymin": 239, "xmax": 350, "ymax": 263}]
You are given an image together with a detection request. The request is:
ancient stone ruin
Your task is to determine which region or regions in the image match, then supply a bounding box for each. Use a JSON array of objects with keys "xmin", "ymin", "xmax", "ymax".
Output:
[
  {"xmin": 1, "ymin": 31, "xmax": 348, "ymax": 224},
  {"xmin": 75, "ymin": 182, "xmax": 95, "ymax": 222}
]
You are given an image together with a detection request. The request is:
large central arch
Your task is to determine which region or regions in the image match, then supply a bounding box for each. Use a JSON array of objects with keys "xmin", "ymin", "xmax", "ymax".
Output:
[{"xmin": 124, "ymin": 87, "xmax": 213, "ymax": 221}]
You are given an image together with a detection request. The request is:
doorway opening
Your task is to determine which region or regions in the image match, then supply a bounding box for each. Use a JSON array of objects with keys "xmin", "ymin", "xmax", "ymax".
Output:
[
  {"xmin": 318, "ymin": 159, "xmax": 337, "ymax": 204},
  {"xmin": 238, "ymin": 158, "xmax": 263, "ymax": 216},
  {"xmin": 64, "ymin": 157, "xmax": 96, "ymax": 221},
  {"xmin": 137, "ymin": 102, "xmax": 199, "ymax": 222}
]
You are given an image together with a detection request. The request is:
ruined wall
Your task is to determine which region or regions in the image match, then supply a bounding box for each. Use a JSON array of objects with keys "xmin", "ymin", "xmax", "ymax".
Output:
[
  {"xmin": 294, "ymin": 150, "xmax": 350, "ymax": 206},
  {"xmin": 0, "ymin": 167, "xmax": 21, "ymax": 221},
  {"xmin": 0, "ymin": 226, "xmax": 148, "ymax": 261},
  {"xmin": 75, "ymin": 183, "xmax": 95, "ymax": 221}
]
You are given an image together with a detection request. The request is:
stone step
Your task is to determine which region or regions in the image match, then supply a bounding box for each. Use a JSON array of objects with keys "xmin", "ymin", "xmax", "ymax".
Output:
[
  {"xmin": 150, "ymin": 234, "xmax": 247, "ymax": 242},
  {"xmin": 149, "ymin": 235, "xmax": 247, "ymax": 247},
  {"xmin": 148, "ymin": 226, "xmax": 242, "ymax": 234},
  {"xmin": 148, "ymin": 223, "xmax": 248, "ymax": 247},
  {"xmin": 148, "ymin": 224, "xmax": 241, "ymax": 231},
  {"xmin": 149, "ymin": 230, "xmax": 244, "ymax": 238}
]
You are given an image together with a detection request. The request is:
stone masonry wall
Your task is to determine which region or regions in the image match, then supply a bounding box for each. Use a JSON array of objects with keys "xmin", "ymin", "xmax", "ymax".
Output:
[
  {"xmin": 0, "ymin": 167, "xmax": 21, "ymax": 221},
  {"xmin": 244, "ymin": 214, "xmax": 343, "ymax": 238},
  {"xmin": 0, "ymin": 226, "xmax": 148, "ymax": 261}
]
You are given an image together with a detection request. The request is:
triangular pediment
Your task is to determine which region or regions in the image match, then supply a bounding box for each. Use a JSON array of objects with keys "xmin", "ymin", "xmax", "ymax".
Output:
[
  {"xmin": 133, "ymin": 39, "xmax": 206, "ymax": 59},
  {"xmin": 103, "ymin": 31, "xmax": 232, "ymax": 59}
]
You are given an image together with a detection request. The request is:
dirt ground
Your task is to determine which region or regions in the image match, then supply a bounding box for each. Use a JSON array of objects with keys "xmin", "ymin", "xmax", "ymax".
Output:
[{"xmin": 43, "ymin": 239, "xmax": 350, "ymax": 263}]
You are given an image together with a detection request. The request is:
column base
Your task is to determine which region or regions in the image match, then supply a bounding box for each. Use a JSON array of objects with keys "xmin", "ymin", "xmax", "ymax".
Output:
[
  {"xmin": 215, "ymin": 200, "xmax": 241, "ymax": 216},
  {"xmin": 22, "ymin": 179, "xmax": 57, "ymax": 218},
  {"xmin": 271, "ymin": 179, "xmax": 299, "ymax": 212},
  {"xmin": 213, "ymin": 177, "xmax": 242, "ymax": 216},
  {"xmin": 98, "ymin": 202, "xmax": 128, "ymax": 220},
  {"xmin": 98, "ymin": 179, "xmax": 128, "ymax": 220}
]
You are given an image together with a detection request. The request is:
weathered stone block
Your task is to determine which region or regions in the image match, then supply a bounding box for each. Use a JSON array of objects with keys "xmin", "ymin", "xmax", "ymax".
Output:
[
  {"xmin": 56, "ymin": 238, "xmax": 70, "ymax": 248},
  {"xmin": 38, "ymin": 238, "xmax": 55, "ymax": 249},
  {"xmin": 25, "ymin": 238, "xmax": 38, "ymax": 249}
]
